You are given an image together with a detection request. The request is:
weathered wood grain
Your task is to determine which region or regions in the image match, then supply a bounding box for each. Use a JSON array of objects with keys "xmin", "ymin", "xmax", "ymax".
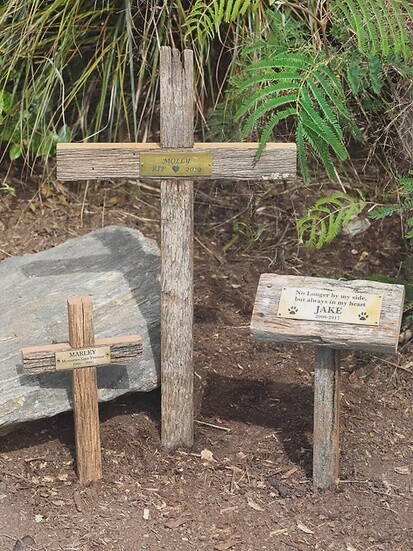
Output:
[
  {"xmin": 22, "ymin": 335, "xmax": 143, "ymax": 374},
  {"xmin": 251, "ymin": 274, "xmax": 404, "ymax": 354},
  {"xmin": 313, "ymin": 347, "xmax": 341, "ymax": 489},
  {"xmin": 68, "ymin": 297, "xmax": 102, "ymax": 484},
  {"xmin": 160, "ymin": 47, "xmax": 194, "ymax": 449},
  {"xmin": 56, "ymin": 142, "xmax": 296, "ymax": 181}
]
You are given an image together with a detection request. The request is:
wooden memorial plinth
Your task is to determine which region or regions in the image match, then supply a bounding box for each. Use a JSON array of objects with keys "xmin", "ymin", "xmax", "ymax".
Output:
[
  {"xmin": 22, "ymin": 296, "xmax": 142, "ymax": 484},
  {"xmin": 251, "ymin": 274, "xmax": 404, "ymax": 489},
  {"xmin": 57, "ymin": 46, "xmax": 297, "ymax": 449}
]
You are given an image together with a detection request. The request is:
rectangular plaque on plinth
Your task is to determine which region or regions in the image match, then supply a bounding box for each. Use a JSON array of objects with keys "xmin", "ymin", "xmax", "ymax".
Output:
[{"xmin": 251, "ymin": 275, "xmax": 404, "ymax": 355}]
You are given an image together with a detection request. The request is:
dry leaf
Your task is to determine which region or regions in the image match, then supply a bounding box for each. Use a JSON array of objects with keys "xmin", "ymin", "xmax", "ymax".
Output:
[
  {"xmin": 297, "ymin": 521, "xmax": 314, "ymax": 535},
  {"xmin": 165, "ymin": 518, "xmax": 187, "ymax": 529},
  {"xmin": 346, "ymin": 544, "xmax": 358, "ymax": 551},
  {"xmin": 214, "ymin": 539, "xmax": 237, "ymax": 550},
  {"xmin": 270, "ymin": 528, "xmax": 289, "ymax": 537},
  {"xmin": 52, "ymin": 499, "xmax": 66, "ymax": 507},
  {"xmin": 143, "ymin": 508, "xmax": 150, "ymax": 520},
  {"xmin": 200, "ymin": 449, "xmax": 214, "ymax": 462},
  {"xmin": 42, "ymin": 475, "xmax": 54, "ymax": 483},
  {"xmin": 394, "ymin": 466, "xmax": 410, "ymax": 475},
  {"xmin": 105, "ymin": 196, "xmax": 119, "ymax": 207},
  {"xmin": 247, "ymin": 497, "xmax": 264, "ymax": 512},
  {"xmin": 281, "ymin": 467, "xmax": 298, "ymax": 479}
]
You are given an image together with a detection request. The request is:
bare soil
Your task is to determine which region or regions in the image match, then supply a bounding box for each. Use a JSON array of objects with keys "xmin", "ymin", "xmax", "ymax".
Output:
[{"xmin": 0, "ymin": 175, "xmax": 412, "ymax": 551}]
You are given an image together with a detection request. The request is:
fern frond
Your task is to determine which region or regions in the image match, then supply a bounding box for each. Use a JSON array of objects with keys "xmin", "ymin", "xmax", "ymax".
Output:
[
  {"xmin": 236, "ymin": 82, "xmax": 300, "ymax": 112},
  {"xmin": 236, "ymin": 51, "xmax": 350, "ymax": 181},
  {"xmin": 359, "ymin": 0, "xmax": 379, "ymax": 56},
  {"xmin": 296, "ymin": 122, "xmax": 309, "ymax": 185},
  {"xmin": 387, "ymin": 0, "xmax": 410, "ymax": 58},
  {"xmin": 248, "ymin": 53, "xmax": 312, "ymax": 72},
  {"xmin": 331, "ymin": 0, "xmax": 413, "ymax": 60},
  {"xmin": 299, "ymin": 91, "xmax": 348, "ymax": 160},
  {"xmin": 368, "ymin": 205, "xmax": 401, "ymax": 219},
  {"xmin": 256, "ymin": 107, "xmax": 296, "ymax": 158},
  {"xmin": 184, "ymin": 0, "xmax": 260, "ymax": 45},
  {"xmin": 368, "ymin": 0, "xmax": 390, "ymax": 56},
  {"xmin": 398, "ymin": 173, "xmax": 413, "ymax": 193},
  {"xmin": 401, "ymin": 198, "xmax": 413, "ymax": 210},
  {"xmin": 236, "ymin": 71, "xmax": 300, "ymax": 91},
  {"xmin": 306, "ymin": 80, "xmax": 343, "ymax": 140},
  {"xmin": 313, "ymin": 70, "xmax": 351, "ymax": 120},
  {"xmin": 368, "ymin": 56, "xmax": 383, "ymax": 95},
  {"xmin": 237, "ymin": 94, "xmax": 297, "ymax": 135},
  {"xmin": 298, "ymin": 193, "xmax": 365, "ymax": 248},
  {"xmin": 338, "ymin": 0, "xmax": 368, "ymax": 54},
  {"xmin": 301, "ymin": 124, "xmax": 336, "ymax": 180}
]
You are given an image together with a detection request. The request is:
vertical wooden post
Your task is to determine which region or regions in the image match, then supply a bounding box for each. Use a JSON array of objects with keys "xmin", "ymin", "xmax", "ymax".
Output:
[
  {"xmin": 160, "ymin": 47, "xmax": 194, "ymax": 448},
  {"xmin": 313, "ymin": 346, "xmax": 341, "ymax": 489},
  {"xmin": 68, "ymin": 297, "xmax": 102, "ymax": 483}
]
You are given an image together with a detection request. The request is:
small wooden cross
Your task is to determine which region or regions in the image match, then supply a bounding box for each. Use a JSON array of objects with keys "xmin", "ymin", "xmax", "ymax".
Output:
[
  {"xmin": 57, "ymin": 46, "xmax": 297, "ymax": 450},
  {"xmin": 21, "ymin": 296, "xmax": 142, "ymax": 484}
]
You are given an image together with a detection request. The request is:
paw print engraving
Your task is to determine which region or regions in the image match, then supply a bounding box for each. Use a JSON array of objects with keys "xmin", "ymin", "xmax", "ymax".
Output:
[
  {"xmin": 288, "ymin": 306, "xmax": 298, "ymax": 315},
  {"xmin": 358, "ymin": 312, "xmax": 368, "ymax": 321}
]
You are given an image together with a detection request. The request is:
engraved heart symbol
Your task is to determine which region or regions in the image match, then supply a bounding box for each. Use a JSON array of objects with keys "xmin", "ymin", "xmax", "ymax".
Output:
[{"xmin": 172, "ymin": 165, "xmax": 180, "ymax": 173}]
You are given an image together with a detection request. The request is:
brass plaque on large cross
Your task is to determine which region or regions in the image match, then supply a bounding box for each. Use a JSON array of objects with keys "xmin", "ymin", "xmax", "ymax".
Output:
[{"xmin": 140, "ymin": 151, "xmax": 212, "ymax": 177}]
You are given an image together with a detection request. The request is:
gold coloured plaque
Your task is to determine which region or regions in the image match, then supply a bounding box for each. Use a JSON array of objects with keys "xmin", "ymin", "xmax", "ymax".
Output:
[
  {"xmin": 277, "ymin": 287, "xmax": 383, "ymax": 326},
  {"xmin": 55, "ymin": 346, "xmax": 111, "ymax": 370},
  {"xmin": 140, "ymin": 151, "xmax": 212, "ymax": 178}
]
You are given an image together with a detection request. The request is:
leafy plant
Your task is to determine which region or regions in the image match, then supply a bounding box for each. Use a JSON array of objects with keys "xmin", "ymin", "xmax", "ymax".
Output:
[
  {"xmin": 0, "ymin": 0, "xmax": 191, "ymax": 163},
  {"xmin": 369, "ymin": 172, "xmax": 413, "ymax": 242},
  {"xmin": 184, "ymin": 0, "xmax": 262, "ymax": 48},
  {"xmin": 235, "ymin": 52, "xmax": 352, "ymax": 183},
  {"xmin": 189, "ymin": 0, "xmax": 413, "ymax": 182},
  {"xmin": 223, "ymin": 220, "xmax": 266, "ymax": 252},
  {"xmin": 297, "ymin": 192, "xmax": 365, "ymax": 249},
  {"xmin": 0, "ymin": 181, "xmax": 16, "ymax": 196}
]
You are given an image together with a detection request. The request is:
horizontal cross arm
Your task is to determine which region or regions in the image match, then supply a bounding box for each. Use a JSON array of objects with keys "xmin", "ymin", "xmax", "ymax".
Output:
[
  {"xmin": 57, "ymin": 142, "xmax": 296, "ymax": 181},
  {"xmin": 22, "ymin": 335, "xmax": 142, "ymax": 374}
]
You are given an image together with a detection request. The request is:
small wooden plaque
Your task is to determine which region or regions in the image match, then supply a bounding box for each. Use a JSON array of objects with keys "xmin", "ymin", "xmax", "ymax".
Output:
[{"xmin": 251, "ymin": 275, "xmax": 404, "ymax": 354}]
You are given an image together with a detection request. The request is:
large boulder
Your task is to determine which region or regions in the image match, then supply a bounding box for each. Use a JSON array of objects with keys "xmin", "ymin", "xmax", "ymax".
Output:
[{"xmin": 0, "ymin": 226, "xmax": 160, "ymax": 431}]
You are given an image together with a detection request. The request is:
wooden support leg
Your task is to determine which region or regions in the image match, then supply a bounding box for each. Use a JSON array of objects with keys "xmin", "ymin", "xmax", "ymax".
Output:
[
  {"xmin": 160, "ymin": 47, "xmax": 195, "ymax": 449},
  {"xmin": 313, "ymin": 346, "xmax": 341, "ymax": 489},
  {"xmin": 68, "ymin": 297, "xmax": 102, "ymax": 483}
]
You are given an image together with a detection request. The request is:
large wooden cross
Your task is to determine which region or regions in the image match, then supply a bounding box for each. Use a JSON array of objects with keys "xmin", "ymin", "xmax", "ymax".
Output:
[{"xmin": 57, "ymin": 46, "xmax": 296, "ymax": 449}]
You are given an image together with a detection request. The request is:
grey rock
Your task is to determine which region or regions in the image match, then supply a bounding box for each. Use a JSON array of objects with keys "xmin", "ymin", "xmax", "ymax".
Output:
[
  {"xmin": 0, "ymin": 226, "xmax": 160, "ymax": 430},
  {"xmin": 342, "ymin": 216, "xmax": 371, "ymax": 237}
]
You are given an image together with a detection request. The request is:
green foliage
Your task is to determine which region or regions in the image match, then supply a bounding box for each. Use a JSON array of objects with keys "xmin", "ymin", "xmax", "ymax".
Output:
[
  {"xmin": 369, "ymin": 172, "xmax": 413, "ymax": 241},
  {"xmin": 0, "ymin": 0, "xmax": 188, "ymax": 163},
  {"xmin": 330, "ymin": 0, "xmax": 413, "ymax": 59},
  {"xmin": 297, "ymin": 192, "xmax": 365, "ymax": 249},
  {"xmin": 191, "ymin": 0, "xmax": 413, "ymax": 183},
  {"xmin": 0, "ymin": 87, "xmax": 72, "ymax": 160},
  {"xmin": 223, "ymin": 220, "xmax": 266, "ymax": 252},
  {"xmin": 184, "ymin": 0, "xmax": 262, "ymax": 47},
  {"xmin": 235, "ymin": 52, "xmax": 351, "ymax": 182},
  {"xmin": 0, "ymin": 181, "xmax": 16, "ymax": 196}
]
